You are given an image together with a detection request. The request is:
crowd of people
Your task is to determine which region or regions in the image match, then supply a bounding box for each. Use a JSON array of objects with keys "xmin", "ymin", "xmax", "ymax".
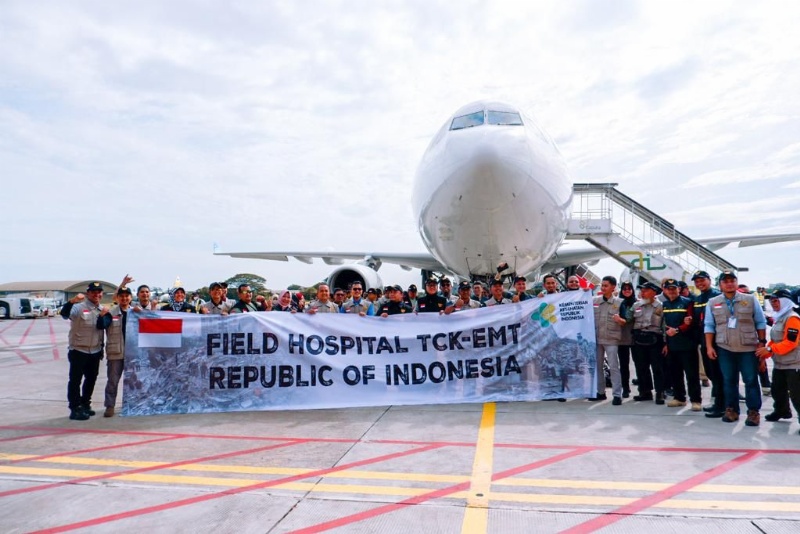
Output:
[{"xmin": 58, "ymin": 271, "xmax": 800, "ymax": 432}]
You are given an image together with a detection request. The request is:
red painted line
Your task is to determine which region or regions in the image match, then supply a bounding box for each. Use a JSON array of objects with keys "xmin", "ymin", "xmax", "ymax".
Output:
[
  {"xmin": 290, "ymin": 447, "xmax": 592, "ymax": 534},
  {"xmin": 0, "ymin": 319, "xmax": 20, "ymax": 334},
  {"xmin": 0, "ymin": 430, "xmax": 73, "ymax": 443},
  {"xmin": 17, "ymin": 317, "xmax": 37, "ymax": 346},
  {"xmin": 47, "ymin": 317, "xmax": 60, "ymax": 360},
  {"xmin": 3, "ymin": 435, "xmax": 184, "ymax": 464},
  {"xmin": 0, "ymin": 438, "xmax": 309, "ymax": 500},
  {"xmin": 30, "ymin": 442, "xmax": 443, "ymax": 534},
  {"xmin": 559, "ymin": 450, "xmax": 763, "ymax": 534},
  {"xmin": 0, "ymin": 334, "xmax": 32, "ymax": 364}
]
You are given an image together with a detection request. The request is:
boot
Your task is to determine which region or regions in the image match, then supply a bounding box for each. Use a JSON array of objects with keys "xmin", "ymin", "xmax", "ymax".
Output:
[
  {"xmin": 104, "ymin": 406, "xmax": 115, "ymax": 418},
  {"xmin": 764, "ymin": 411, "xmax": 792, "ymax": 422},
  {"xmin": 745, "ymin": 409, "xmax": 760, "ymax": 427},
  {"xmin": 722, "ymin": 408, "xmax": 739, "ymax": 423},
  {"xmin": 69, "ymin": 409, "xmax": 89, "ymax": 421}
]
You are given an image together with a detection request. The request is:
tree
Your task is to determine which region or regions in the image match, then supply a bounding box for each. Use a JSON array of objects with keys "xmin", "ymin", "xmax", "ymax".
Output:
[{"xmin": 224, "ymin": 273, "xmax": 267, "ymax": 296}]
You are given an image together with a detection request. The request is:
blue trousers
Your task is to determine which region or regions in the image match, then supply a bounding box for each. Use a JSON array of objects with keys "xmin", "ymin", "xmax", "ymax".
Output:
[{"xmin": 717, "ymin": 347, "xmax": 761, "ymax": 413}]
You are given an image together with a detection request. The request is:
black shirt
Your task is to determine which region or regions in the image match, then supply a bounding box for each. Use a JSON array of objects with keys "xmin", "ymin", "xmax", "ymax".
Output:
[{"xmin": 416, "ymin": 293, "xmax": 448, "ymax": 313}]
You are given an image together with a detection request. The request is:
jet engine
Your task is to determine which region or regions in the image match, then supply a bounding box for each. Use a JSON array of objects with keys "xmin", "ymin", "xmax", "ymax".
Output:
[{"xmin": 326, "ymin": 264, "xmax": 383, "ymax": 292}]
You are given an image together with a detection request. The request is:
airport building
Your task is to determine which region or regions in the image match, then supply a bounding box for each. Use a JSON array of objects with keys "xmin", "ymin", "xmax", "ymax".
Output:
[{"xmin": 0, "ymin": 280, "xmax": 118, "ymax": 304}]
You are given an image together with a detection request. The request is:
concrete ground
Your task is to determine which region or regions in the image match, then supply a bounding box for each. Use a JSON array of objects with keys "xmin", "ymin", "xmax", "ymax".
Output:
[{"xmin": 1, "ymin": 317, "xmax": 799, "ymax": 534}]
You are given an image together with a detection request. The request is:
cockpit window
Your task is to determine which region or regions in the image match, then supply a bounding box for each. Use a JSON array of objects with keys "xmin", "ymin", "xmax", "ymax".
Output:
[
  {"xmin": 487, "ymin": 110, "xmax": 523, "ymax": 126},
  {"xmin": 450, "ymin": 111, "xmax": 485, "ymax": 130}
]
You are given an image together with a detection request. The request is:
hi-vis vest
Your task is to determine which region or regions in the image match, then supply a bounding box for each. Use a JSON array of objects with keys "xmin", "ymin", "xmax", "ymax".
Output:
[
  {"xmin": 707, "ymin": 293, "xmax": 759, "ymax": 352},
  {"xmin": 104, "ymin": 305, "xmax": 126, "ymax": 361},
  {"xmin": 593, "ymin": 295, "xmax": 623, "ymax": 344},
  {"xmin": 771, "ymin": 312, "xmax": 800, "ymax": 369},
  {"xmin": 68, "ymin": 302, "xmax": 104, "ymax": 353},
  {"xmin": 632, "ymin": 299, "xmax": 663, "ymax": 333}
]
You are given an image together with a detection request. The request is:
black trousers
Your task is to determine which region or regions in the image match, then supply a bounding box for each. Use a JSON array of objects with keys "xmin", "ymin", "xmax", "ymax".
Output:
[
  {"xmin": 67, "ymin": 349, "xmax": 102, "ymax": 410},
  {"xmin": 632, "ymin": 343, "xmax": 664, "ymax": 396},
  {"xmin": 699, "ymin": 342, "xmax": 725, "ymax": 409},
  {"xmin": 770, "ymin": 368, "xmax": 800, "ymax": 418},
  {"xmin": 668, "ymin": 348, "xmax": 701, "ymax": 403},
  {"xmin": 619, "ymin": 344, "xmax": 632, "ymax": 393}
]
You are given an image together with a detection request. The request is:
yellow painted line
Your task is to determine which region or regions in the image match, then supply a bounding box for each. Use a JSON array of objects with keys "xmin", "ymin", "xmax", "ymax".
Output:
[
  {"xmin": 656, "ymin": 499, "xmax": 800, "ymax": 513},
  {"xmin": 495, "ymin": 478, "xmax": 669, "ymax": 491},
  {"xmin": 0, "ymin": 466, "xmax": 106, "ymax": 478},
  {"xmin": 461, "ymin": 402, "xmax": 496, "ymax": 534},
  {"xmin": 489, "ymin": 491, "xmax": 633, "ymax": 506}
]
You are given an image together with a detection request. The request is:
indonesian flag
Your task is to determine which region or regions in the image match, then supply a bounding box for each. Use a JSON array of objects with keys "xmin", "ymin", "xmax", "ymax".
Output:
[
  {"xmin": 577, "ymin": 275, "xmax": 595, "ymax": 290},
  {"xmin": 138, "ymin": 318, "xmax": 183, "ymax": 348}
]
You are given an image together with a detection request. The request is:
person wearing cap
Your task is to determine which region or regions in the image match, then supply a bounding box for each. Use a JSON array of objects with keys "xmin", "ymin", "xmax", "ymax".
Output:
[
  {"xmin": 538, "ymin": 274, "xmax": 559, "ymax": 298},
  {"xmin": 201, "ymin": 282, "xmax": 232, "ymax": 315},
  {"xmin": 661, "ymin": 279, "xmax": 701, "ymax": 411},
  {"xmin": 439, "ymin": 277, "xmax": 457, "ymax": 304},
  {"xmin": 485, "ymin": 278, "xmax": 512, "ymax": 306},
  {"xmin": 511, "ymin": 276, "xmax": 532, "ymax": 302},
  {"xmin": 678, "ymin": 281, "xmax": 691, "ymax": 299},
  {"xmin": 704, "ymin": 271, "xmax": 767, "ymax": 426},
  {"xmin": 472, "ymin": 282, "xmax": 487, "ymax": 304},
  {"xmin": 332, "ymin": 287, "xmax": 346, "ymax": 312},
  {"xmin": 341, "ymin": 282, "xmax": 374, "ymax": 316},
  {"xmin": 59, "ymin": 282, "xmax": 107, "ymax": 421},
  {"xmin": 756, "ymin": 289, "xmax": 800, "ymax": 427},
  {"xmin": 305, "ymin": 284, "xmax": 339, "ymax": 314},
  {"xmin": 404, "ymin": 284, "xmax": 418, "ymax": 310},
  {"xmin": 416, "ymin": 276, "xmax": 449, "ymax": 313},
  {"xmin": 365, "ymin": 287, "xmax": 379, "ymax": 305},
  {"xmin": 617, "ymin": 281, "xmax": 636, "ymax": 398},
  {"xmin": 160, "ymin": 287, "xmax": 197, "ymax": 313},
  {"xmin": 591, "ymin": 276, "xmax": 626, "ymax": 403},
  {"xmin": 96, "ymin": 286, "xmax": 133, "ymax": 417},
  {"xmin": 445, "ymin": 281, "xmax": 483, "ymax": 313},
  {"xmin": 690, "ymin": 270, "xmax": 726, "ymax": 418},
  {"xmin": 630, "ymin": 281, "xmax": 666, "ymax": 404},
  {"xmin": 219, "ymin": 282, "xmax": 235, "ymax": 308},
  {"xmin": 377, "ymin": 285, "xmax": 413, "ymax": 316}
]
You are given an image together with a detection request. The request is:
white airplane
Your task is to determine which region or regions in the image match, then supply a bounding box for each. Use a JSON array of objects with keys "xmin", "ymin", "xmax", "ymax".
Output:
[{"xmin": 216, "ymin": 101, "xmax": 800, "ymax": 289}]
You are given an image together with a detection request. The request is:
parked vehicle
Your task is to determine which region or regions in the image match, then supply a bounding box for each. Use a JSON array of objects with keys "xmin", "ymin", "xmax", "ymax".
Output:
[{"xmin": 0, "ymin": 298, "xmax": 36, "ymax": 319}]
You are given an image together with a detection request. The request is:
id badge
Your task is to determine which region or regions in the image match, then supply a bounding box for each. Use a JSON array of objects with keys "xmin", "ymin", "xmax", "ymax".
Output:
[{"xmin": 727, "ymin": 317, "xmax": 737, "ymax": 329}]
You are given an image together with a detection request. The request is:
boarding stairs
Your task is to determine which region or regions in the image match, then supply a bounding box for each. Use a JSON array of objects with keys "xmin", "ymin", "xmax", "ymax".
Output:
[{"xmin": 567, "ymin": 183, "xmax": 742, "ymax": 285}]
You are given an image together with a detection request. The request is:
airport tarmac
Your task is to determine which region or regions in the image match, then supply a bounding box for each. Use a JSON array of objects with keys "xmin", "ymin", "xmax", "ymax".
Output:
[{"xmin": 1, "ymin": 317, "xmax": 799, "ymax": 533}]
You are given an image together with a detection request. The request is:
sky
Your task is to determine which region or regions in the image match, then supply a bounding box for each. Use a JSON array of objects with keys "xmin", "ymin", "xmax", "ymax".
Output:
[{"xmin": 2, "ymin": 1, "xmax": 799, "ymax": 292}]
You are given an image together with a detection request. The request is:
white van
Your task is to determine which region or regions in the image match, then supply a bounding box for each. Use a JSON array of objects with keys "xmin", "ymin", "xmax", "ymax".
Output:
[{"xmin": 0, "ymin": 298, "xmax": 36, "ymax": 319}]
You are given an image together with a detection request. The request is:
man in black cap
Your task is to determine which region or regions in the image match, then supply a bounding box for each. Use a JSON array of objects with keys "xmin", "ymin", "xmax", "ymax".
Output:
[
  {"xmin": 631, "ymin": 281, "xmax": 666, "ymax": 403},
  {"xmin": 377, "ymin": 285, "xmax": 413, "ymax": 316},
  {"xmin": 439, "ymin": 277, "xmax": 456, "ymax": 304},
  {"xmin": 704, "ymin": 270, "xmax": 767, "ymax": 426},
  {"xmin": 59, "ymin": 282, "xmax": 107, "ymax": 420},
  {"xmin": 512, "ymin": 276, "xmax": 532, "ymax": 302},
  {"xmin": 446, "ymin": 281, "xmax": 483, "ymax": 313},
  {"xmin": 416, "ymin": 276, "xmax": 449, "ymax": 313},
  {"xmin": 201, "ymin": 282, "xmax": 231, "ymax": 315},
  {"xmin": 472, "ymin": 281, "xmax": 487, "ymax": 304},
  {"xmin": 96, "ymin": 286, "xmax": 133, "ymax": 417},
  {"xmin": 690, "ymin": 270, "xmax": 725, "ymax": 417},
  {"xmin": 661, "ymin": 279, "xmax": 701, "ymax": 411},
  {"xmin": 485, "ymin": 278, "xmax": 512, "ymax": 306},
  {"xmin": 404, "ymin": 284, "xmax": 418, "ymax": 310}
]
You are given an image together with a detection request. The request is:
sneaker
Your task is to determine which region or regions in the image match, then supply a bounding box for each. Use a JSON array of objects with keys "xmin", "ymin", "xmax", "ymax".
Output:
[
  {"xmin": 69, "ymin": 409, "xmax": 90, "ymax": 421},
  {"xmin": 691, "ymin": 402, "xmax": 702, "ymax": 412},
  {"xmin": 722, "ymin": 408, "xmax": 740, "ymax": 423},
  {"xmin": 701, "ymin": 379, "xmax": 710, "ymax": 387},
  {"xmin": 667, "ymin": 399, "xmax": 686, "ymax": 408},
  {"xmin": 705, "ymin": 409, "xmax": 725, "ymax": 418},
  {"xmin": 104, "ymin": 406, "xmax": 115, "ymax": 418},
  {"xmin": 612, "ymin": 396, "xmax": 622, "ymax": 406},
  {"xmin": 764, "ymin": 411, "xmax": 792, "ymax": 422},
  {"xmin": 745, "ymin": 409, "xmax": 760, "ymax": 427},
  {"xmin": 762, "ymin": 387, "xmax": 771, "ymax": 396},
  {"xmin": 633, "ymin": 394, "xmax": 653, "ymax": 402}
]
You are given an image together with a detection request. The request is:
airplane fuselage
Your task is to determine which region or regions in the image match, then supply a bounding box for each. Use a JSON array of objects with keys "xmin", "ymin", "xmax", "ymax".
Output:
[{"xmin": 412, "ymin": 101, "xmax": 573, "ymax": 278}]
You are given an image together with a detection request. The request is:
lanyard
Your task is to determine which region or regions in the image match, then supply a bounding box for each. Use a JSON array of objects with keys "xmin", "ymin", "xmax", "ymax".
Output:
[{"xmin": 724, "ymin": 297, "xmax": 736, "ymax": 315}]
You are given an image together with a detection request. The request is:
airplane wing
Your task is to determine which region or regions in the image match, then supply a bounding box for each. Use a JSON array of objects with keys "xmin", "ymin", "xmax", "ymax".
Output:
[
  {"xmin": 214, "ymin": 250, "xmax": 446, "ymax": 272},
  {"xmin": 694, "ymin": 233, "xmax": 800, "ymax": 251}
]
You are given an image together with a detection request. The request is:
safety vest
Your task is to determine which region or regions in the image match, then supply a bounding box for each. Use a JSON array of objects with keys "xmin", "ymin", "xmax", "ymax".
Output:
[
  {"xmin": 342, "ymin": 299, "xmax": 372, "ymax": 315},
  {"xmin": 104, "ymin": 305, "xmax": 126, "ymax": 361},
  {"xmin": 593, "ymin": 295, "xmax": 623, "ymax": 344},
  {"xmin": 707, "ymin": 293, "xmax": 759, "ymax": 352},
  {"xmin": 770, "ymin": 312, "xmax": 800, "ymax": 369},
  {"xmin": 68, "ymin": 302, "xmax": 104, "ymax": 354},
  {"xmin": 632, "ymin": 299, "xmax": 662, "ymax": 333}
]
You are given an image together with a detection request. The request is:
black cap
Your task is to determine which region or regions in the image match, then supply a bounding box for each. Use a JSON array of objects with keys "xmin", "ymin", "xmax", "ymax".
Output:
[
  {"xmin": 718, "ymin": 270, "xmax": 737, "ymax": 283},
  {"xmin": 490, "ymin": 278, "xmax": 503, "ymax": 286},
  {"xmin": 637, "ymin": 281, "xmax": 660, "ymax": 293},
  {"xmin": 514, "ymin": 276, "xmax": 527, "ymax": 283},
  {"xmin": 116, "ymin": 286, "xmax": 132, "ymax": 296},
  {"xmin": 458, "ymin": 281, "xmax": 471, "ymax": 290},
  {"xmin": 677, "ymin": 281, "xmax": 688, "ymax": 289},
  {"xmin": 86, "ymin": 282, "xmax": 103, "ymax": 292},
  {"xmin": 366, "ymin": 288, "xmax": 377, "ymax": 295},
  {"xmin": 209, "ymin": 282, "xmax": 223, "ymax": 290},
  {"xmin": 392, "ymin": 284, "xmax": 403, "ymax": 292},
  {"xmin": 408, "ymin": 284, "xmax": 417, "ymax": 291},
  {"xmin": 173, "ymin": 286, "xmax": 185, "ymax": 293},
  {"xmin": 662, "ymin": 279, "xmax": 679, "ymax": 289},
  {"xmin": 768, "ymin": 289, "xmax": 792, "ymax": 300},
  {"xmin": 425, "ymin": 276, "xmax": 438, "ymax": 286},
  {"xmin": 691, "ymin": 270, "xmax": 710, "ymax": 281},
  {"xmin": 439, "ymin": 277, "xmax": 451, "ymax": 285}
]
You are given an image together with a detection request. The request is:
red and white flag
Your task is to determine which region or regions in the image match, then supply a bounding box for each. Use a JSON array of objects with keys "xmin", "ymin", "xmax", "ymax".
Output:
[{"xmin": 138, "ymin": 318, "xmax": 183, "ymax": 348}]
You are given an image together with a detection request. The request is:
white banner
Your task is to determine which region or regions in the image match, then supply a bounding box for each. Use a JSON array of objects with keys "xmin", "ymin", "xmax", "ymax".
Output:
[{"xmin": 122, "ymin": 292, "xmax": 597, "ymax": 416}]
